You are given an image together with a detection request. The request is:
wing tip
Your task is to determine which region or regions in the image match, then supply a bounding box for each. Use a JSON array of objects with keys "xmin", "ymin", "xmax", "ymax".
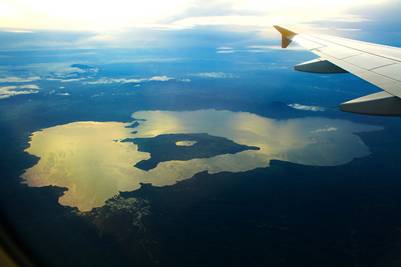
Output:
[{"xmin": 273, "ymin": 25, "xmax": 297, "ymax": 48}]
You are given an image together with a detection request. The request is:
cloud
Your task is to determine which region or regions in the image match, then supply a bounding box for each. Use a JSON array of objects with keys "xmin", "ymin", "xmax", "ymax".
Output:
[
  {"xmin": 28, "ymin": 63, "xmax": 99, "ymax": 83},
  {"xmin": 17, "ymin": 84, "xmax": 39, "ymax": 90},
  {"xmin": 306, "ymin": 0, "xmax": 401, "ymax": 41},
  {"xmin": 217, "ymin": 46, "xmax": 233, "ymax": 50},
  {"xmin": 216, "ymin": 46, "xmax": 236, "ymax": 53},
  {"xmin": 215, "ymin": 44, "xmax": 305, "ymax": 54},
  {"xmin": 0, "ymin": 0, "xmax": 388, "ymax": 33},
  {"xmin": 0, "ymin": 76, "xmax": 41, "ymax": 83},
  {"xmin": 0, "ymin": 25, "xmax": 261, "ymax": 50},
  {"xmin": 148, "ymin": 75, "xmax": 174, "ymax": 82},
  {"xmin": 85, "ymin": 78, "xmax": 137, "ymax": 85},
  {"xmin": 9, "ymin": 63, "xmax": 87, "ymax": 77},
  {"xmin": 288, "ymin": 103, "xmax": 325, "ymax": 112},
  {"xmin": 311, "ymin": 127, "xmax": 338, "ymax": 133},
  {"xmin": 0, "ymin": 30, "xmax": 96, "ymax": 50},
  {"xmin": 56, "ymin": 92, "xmax": 70, "ymax": 96},
  {"xmin": 0, "ymin": 84, "xmax": 40, "ymax": 99},
  {"xmin": 192, "ymin": 72, "xmax": 235, "ymax": 79},
  {"xmin": 60, "ymin": 78, "xmax": 87, "ymax": 83},
  {"xmin": 46, "ymin": 77, "xmax": 87, "ymax": 83},
  {"xmin": 2, "ymin": 29, "xmax": 34, "ymax": 33},
  {"xmin": 85, "ymin": 76, "xmax": 175, "ymax": 85},
  {"xmin": 217, "ymin": 49, "xmax": 235, "ymax": 54}
]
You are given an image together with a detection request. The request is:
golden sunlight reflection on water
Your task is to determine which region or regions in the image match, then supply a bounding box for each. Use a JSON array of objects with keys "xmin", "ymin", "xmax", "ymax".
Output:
[{"xmin": 21, "ymin": 110, "xmax": 381, "ymax": 211}]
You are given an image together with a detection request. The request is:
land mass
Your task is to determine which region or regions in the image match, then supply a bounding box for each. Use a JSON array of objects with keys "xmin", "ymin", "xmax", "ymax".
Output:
[{"xmin": 124, "ymin": 133, "xmax": 260, "ymax": 171}]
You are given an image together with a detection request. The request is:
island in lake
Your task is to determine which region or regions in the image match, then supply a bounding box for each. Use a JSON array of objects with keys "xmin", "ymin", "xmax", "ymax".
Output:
[{"xmin": 21, "ymin": 109, "xmax": 381, "ymax": 212}]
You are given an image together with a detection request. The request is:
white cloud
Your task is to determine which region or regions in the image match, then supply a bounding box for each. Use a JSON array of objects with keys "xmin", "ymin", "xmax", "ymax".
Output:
[
  {"xmin": 217, "ymin": 50, "xmax": 235, "ymax": 54},
  {"xmin": 19, "ymin": 84, "xmax": 39, "ymax": 90},
  {"xmin": 47, "ymin": 77, "xmax": 87, "ymax": 83},
  {"xmin": 60, "ymin": 78, "xmax": 87, "ymax": 83},
  {"xmin": 56, "ymin": 92, "xmax": 70, "ymax": 96},
  {"xmin": 85, "ymin": 78, "xmax": 140, "ymax": 85},
  {"xmin": 149, "ymin": 75, "xmax": 174, "ymax": 82},
  {"xmin": 2, "ymin": 29, "xmax": 34, "ymax": 33},
  {"xmin": 217, "ymin": 46, "xmax": 233, "ymax": 50},
  {"xmin": 192, "ymin": 72, "xmax": 235, "ymax": 79},
  {"xmin": 15, "ymin": 63, "xmax": 85, "ymax": 77},
  {"xmin": 0, "ymin": 84, "xmax": 40, "ymax": 99},
  {"xmin": 0, "ymin": 76, "xmax": 41, "ymax": 83},
  {"xmin": 85, "ymin": 76, "xmax": 175, "ymax": 85},
  {"xmin": 311, "ymin": 127, "xmax": 338, "ymax": 133},
  {"xmin": 288, "ymin": 103, "xmax": 325, "ymax": 112}
]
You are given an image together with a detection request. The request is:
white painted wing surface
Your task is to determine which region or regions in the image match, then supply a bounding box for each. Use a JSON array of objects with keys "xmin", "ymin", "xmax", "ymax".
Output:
[{"xmin": 274, "ymin": 25, "xmax": 401, "ymax": 116}]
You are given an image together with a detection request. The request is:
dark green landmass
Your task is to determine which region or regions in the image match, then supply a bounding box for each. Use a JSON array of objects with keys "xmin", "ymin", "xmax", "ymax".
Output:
[{"xmin": 123, "ymin": 133, "xmax": 259, "ymax": 171}]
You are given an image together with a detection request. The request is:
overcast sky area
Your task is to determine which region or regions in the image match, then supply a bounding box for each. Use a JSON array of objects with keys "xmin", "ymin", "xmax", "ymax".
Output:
[{"xmin": 0, "ymin": 0, "xmax": 400, "ymax": 50}]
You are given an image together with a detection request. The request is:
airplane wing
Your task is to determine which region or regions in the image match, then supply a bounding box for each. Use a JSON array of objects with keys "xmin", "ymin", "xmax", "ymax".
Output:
[{"xmin": 274, "ymin": 25, "xmax": 401, "ymax": 116}]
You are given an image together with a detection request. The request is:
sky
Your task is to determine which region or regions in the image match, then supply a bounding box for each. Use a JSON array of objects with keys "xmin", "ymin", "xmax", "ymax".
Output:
[
  {"xmin": 0, "ymin": 0, "xmax": 394, "ymax": 31},
  {"xmin": 0, "ymin": 0, "xmax": 400, "ymax": 49}
]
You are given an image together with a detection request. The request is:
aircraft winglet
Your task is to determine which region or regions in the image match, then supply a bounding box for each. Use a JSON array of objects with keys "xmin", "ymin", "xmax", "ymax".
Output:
[{"xmin": 273, "ymin": 25, "xmax": 297, "ymax": 48}]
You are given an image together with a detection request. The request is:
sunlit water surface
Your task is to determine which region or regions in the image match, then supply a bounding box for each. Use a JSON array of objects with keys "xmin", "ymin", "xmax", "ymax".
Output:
[{"xmin": 22, "ymin": 110, "xmax": 381, "ymax": 211}]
